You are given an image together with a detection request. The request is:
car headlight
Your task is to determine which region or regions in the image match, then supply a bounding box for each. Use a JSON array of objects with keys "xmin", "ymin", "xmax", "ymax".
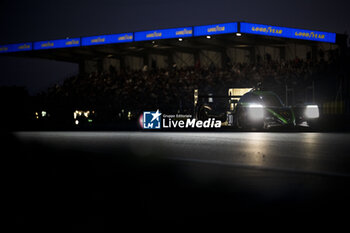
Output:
[
  {"xmin": 247, "ymin": 104, "xmax": 264, "ymax": 120},
  {"xmin": 305, "ymin": 105, "xmax": 319, "ymax": 118}
]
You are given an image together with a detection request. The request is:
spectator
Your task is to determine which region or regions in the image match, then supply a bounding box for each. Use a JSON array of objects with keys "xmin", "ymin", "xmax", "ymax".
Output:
[{"xmin": 38, "ymin": 57, "xmax": 340, "ymax": 119}]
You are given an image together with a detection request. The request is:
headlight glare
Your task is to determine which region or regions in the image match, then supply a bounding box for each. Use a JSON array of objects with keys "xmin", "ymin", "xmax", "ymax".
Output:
[
  {"xmin": 305, "ymin": 105, "xmax": 319, "ymax": 118},
  {"xmin": 247, "ymin": 104, "xmax": 264, "ymax": 120}
]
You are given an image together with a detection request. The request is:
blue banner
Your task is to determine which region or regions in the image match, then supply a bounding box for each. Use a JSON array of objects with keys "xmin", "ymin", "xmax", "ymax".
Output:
[
  {"xmin": 194, "ymin": 22, "xmax": 237, "ymax": 36},
  {"xmin": 134, "ymin": 27, "xmax": 193, "ymax": 41},
  {"xmin": 34, "ymin": 38, "xmax": 80, "ymax": 50},
  {"xmin": 0, "ymin": 42, "xmax": 32, "ymax": 53},
  {"xmin": 82, "ymin": 33, "xmax": 133, "ymax": 46},
  {"xmin": 0, "ymin": 45, "xmax": 10, "ymax": 53},
  {"xmin": 240, "ymin": 23, "xmax": 336, "ymax": 43}
]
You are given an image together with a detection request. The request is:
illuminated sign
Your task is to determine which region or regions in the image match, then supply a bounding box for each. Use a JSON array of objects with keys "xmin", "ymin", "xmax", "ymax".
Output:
[
  {"xmin": 82, "ymin": 33, "xmax": 133, "ymax": 46},
  {"xmin": 1, "ymin": 22, "xmax": 337, "ymax": 54},
  {"xmin": 194, "ymin": 22, "xmax": 237, "ymax": 36},
  {"xmin": 34, "ymin": 38, "xmax": 81, "ymax": 50},
  {"xmin": 0, "ymin": 42, "xmax": 32, "ymax": 53},
  {"xmin": 240, "ymin": 23, "xmax": 336, "ymax": 43},
  {"xmin": 134, "ymin": 27, "xmax": 193, "ymax": 41},
  {"xmin": 0, "ymin": 45, "xmax": 10, "ymax": 53}
]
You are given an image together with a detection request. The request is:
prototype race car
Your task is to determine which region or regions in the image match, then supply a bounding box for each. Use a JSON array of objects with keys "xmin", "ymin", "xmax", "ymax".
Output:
[{"xmin": 194, "ymin": 87, "xmax": 319, "ymax": 130}]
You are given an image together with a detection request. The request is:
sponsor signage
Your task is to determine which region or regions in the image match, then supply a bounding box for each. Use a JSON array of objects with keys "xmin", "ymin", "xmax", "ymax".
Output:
[
  {"xmin": 134, "ymin": 27, "xmax": 193, "ymax": 41},
  {"xmin": 82, "ymin": 33, "xmax": 133, "ymax": 46},
  {"xmin": 1, "ymin": 22, "xmax": 337, "ymax": 54},
  {"xmin": 240, "ymin": 22, "xmax": 336, "ymax": 43},
  {"xmin": 194, "ymin": 22, "xmax": 238, "ymax": 36},
  {"xmin": 0, "ymin": 42, "xmax": 32, "ymax": 53},
  {"xmin": 34, "ymin": 38, "xmax": 80, "ymax": 50}
]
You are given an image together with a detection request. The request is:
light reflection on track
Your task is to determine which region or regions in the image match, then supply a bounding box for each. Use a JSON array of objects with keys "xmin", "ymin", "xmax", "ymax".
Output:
[{"xmin": 14, "ymin": 131, "xmax": 350, "ymax": 176}]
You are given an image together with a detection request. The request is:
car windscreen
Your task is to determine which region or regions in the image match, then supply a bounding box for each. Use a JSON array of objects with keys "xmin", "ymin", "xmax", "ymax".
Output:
[{"xmin": 259, "ymin": 94, "xmax": 283, "ymax": 107}]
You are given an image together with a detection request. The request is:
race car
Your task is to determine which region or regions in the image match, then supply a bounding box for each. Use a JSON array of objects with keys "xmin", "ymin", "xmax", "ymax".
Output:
[{"xmin": 194, "ymin": 87, "xmax": 320, "ymax": 130}]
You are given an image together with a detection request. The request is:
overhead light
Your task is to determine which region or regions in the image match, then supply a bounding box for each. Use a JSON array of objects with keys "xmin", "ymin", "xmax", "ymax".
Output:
[
  {"xmin": 178, "ymin": 38, "xmax": 183, "ymax": 41},
  {"xmin": 206, "ymin": 35, "xmax": 211, "ymax": 39},
  {"xmin": 152, "ymin": 41, "xmax": 155, "ymax": 44},
  {"xmin": 236, "ymin": 33, "xmax": 242, "ymax": 37}
]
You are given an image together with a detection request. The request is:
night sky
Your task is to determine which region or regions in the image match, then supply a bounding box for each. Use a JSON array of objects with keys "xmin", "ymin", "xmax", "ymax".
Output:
[{"xmin": 0, "ymin": 0, "xmax": 349, "ymax": 95}]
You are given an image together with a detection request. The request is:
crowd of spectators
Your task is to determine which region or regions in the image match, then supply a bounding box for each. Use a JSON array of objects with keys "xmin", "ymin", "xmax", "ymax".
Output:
[{"xmin": 39, "ymin": 57, "xmax": 340, "ymax": 117}]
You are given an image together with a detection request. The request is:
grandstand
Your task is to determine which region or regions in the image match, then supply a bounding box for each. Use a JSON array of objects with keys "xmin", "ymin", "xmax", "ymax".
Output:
[
  {"xmin": 1, "ymin": 22, "xmax": 346, "ymax": 70},
  {"xmin": 1, "ymin": 21, "xmax": 349, "ymax": 129}
]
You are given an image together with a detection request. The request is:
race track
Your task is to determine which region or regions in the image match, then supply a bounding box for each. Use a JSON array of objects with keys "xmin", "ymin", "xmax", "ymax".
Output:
[
  {"xmin": 6, "ymin": 131, "xmax": 350, "ymax": 229},
  {"xmin": 14, "ymin": 131, "xmax": 350, "ymax": 176}
]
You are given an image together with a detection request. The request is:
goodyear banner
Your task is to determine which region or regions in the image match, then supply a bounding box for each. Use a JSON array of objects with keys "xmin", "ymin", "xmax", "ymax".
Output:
[
  {"xmin": 34, "ymin": 38, "xmax": 81, "ymax": 50},
  {"xmin": 240, "ymin": 22, "xmax": 336, "ymax": 43},
  {"xmin": 194, "ymin": 22, "xmax": 238, "ymax": 36},
  {"xmin": 0, "ymin": 42, "xmax": 32, "ymax": 53},
  {"xmin": 82, "ymin": 33, "xmax": 133, "ymax": 46},
  {"xmin": 134, "ymin": 27, "xmax": 193, "ymax": 41}
]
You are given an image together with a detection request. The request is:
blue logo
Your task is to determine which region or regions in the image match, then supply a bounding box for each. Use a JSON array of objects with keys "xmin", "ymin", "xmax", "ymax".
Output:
[{"xmin": 143, "ymin": 110, "xmax": 162, "ymax": 129}]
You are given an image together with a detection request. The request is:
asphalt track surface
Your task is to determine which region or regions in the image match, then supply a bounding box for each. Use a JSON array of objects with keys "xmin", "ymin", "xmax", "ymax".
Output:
[
  {"xmin": 6, "ymin": 132, "xmax": 350, "ymax": 230},
  {"xmin": 14, "ymin": 131, "xmax": 350, "ymax": 176}
]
